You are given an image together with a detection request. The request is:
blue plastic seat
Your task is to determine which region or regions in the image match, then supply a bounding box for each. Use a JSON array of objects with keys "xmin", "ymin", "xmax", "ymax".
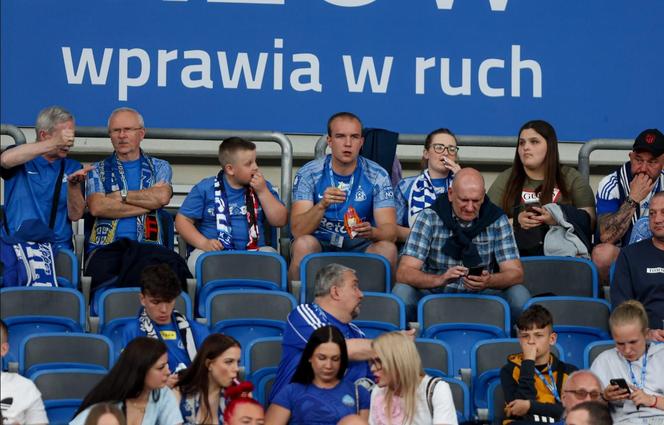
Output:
[
  {"xmin": 524, "ymin": 297, "xmax": 611, "ymax": 368},
  {"xmin": 583, "ymin": 339, "xmax": 614, "ymax": 369},
  {"xmin": 244, "ymin": 336, "xmax": 282, "ymax": 382},
  {"xmin": 1, "ymin": 287, "xmax": 85, "ymax": 368},
  {"xmin": 195, "ymin": 251, "xmax": 287, "ymax": 317},
  {"xmin": 416, "ymin": 338, "xmax": 453, "ymax": 378},
  {"xmin": 419, "ymin": 294, "xmax": 510, "ymax": 373},
  {"xmin": 43, "ymin": 399, "xmax": 83, "ymax": 425},
  {"xmin": 353, "ymin": 292, "xmax": 405, "ymax": 339},
  {"xmin": 211, "ymin": 319, "xmax": 286, "ymax": 352},
  {"xmin": 19, "ymin": 332, "xmax": 113, "ymax": 377},
  {"xmin": 521, "ymin": 256, "xmax": 599, "ymax": 297},
  {"xmin": 487, "ymin": 380, "xmax": 505, "ymax": 424},
  {"xmin": 252, "ymin": 367, "xmax": 277, "ymax": 406},
  {"xmin": 299, "ymin": 252, "xmax": 391, "ymax": 303},
  {"xmin": 426, "ymin": 371, "xmax": 471, "ymax": 424}
]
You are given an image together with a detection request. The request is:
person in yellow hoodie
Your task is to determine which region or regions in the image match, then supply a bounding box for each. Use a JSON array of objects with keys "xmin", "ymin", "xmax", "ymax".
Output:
[{"xmin": 500, "ymin": 305, "xmax": 577, "ymax": 424}]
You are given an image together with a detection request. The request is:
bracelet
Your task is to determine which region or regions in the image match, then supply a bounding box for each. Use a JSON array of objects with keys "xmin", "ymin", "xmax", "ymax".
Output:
[
  {"xmin": 649, "ymin": 395, "xmax": 658, "ymax": 408},
  {"xmin": 626, "ymin": 197, "xmax": 639, "ymax": 208}
]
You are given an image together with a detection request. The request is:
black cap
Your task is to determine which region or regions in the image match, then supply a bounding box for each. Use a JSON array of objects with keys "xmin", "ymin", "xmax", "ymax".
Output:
[{"xmin": 633, "ymin": 129, "xmax": 664, "ymax": 156}]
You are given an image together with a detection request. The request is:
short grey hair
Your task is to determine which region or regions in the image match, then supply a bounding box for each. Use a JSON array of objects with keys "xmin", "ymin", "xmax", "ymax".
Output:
[
  {"xmin": 107, "ymin": 107, "xmax": 145, "ymax": 129},
  {"xmin": 313, "ymin": 264, "xmax": 356, "ymax": 298},
  {"xmin": 563, "ymin": 370, "xmax": 603, "ymax": 392},
  {"xmin": 35, "ymin": 106, "xmax": 74, "ymax": 140}
]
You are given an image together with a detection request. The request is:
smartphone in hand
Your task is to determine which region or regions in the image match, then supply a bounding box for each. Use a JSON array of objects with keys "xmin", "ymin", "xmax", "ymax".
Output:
[
  {"xmin": 467, "ymin": 266, "xmax": 485, "ymax": 277},
  {"xmin": 610, "ymin": 378, "xmax": 631, "ymax": 394},
  {"xmin": 524, "ymin": 198, "xmax": 542, "ymax": 214}
]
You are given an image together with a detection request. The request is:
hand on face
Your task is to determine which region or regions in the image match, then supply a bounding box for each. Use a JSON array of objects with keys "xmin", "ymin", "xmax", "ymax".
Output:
[
  {"xmin": 629, "ymin": 173, "xmax": 656, "ymax": 203},
  {"xmin": 48, "ymin": 127, "xmax": 75, "ymax": 155},
  {"xmin": 442, "ymin": 157, "xmax": 461, "ymax": 174},
  {"xmin": 321, "ymin": 187, "xmax": 347, "ymax": 209},
  {"xmin": 249, "ymin": 171, "xmax": 268, "ymax": 194}
]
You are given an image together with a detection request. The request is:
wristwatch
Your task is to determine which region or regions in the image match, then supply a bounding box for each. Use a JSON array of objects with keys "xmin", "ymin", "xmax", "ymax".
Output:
[
  {"xmin": 625, "ymin": 197, "xmax": 639, "ymax": 209},
  {"xmin": 120, "ymin": 187, "xmax": 128, "ymax": 203}
]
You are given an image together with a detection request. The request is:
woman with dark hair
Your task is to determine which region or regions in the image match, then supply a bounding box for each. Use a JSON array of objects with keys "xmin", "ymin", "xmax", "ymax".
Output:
[
  {"xmin": 70, "ymin": 337, "xmax": 182, "ymax": 425},
  {"xmin": 174, "ymin": 334, "xmax": 241, "ymax": 425},
  {"xmin": 394, "ymin": 128, "xmax": 461, "ymax": 243},
  {"xmin": 265, "ymin": 325, "xmax": 370, "ymax": 424},
  {"xmin": 83, "ymin": 403, "xmax": 126, "ymax": 425},
  {"xmin": 487, "ymin": 120, "xmax": 595, "ymax": 257},
  {"xmin": 222, "ymin": 382, "xmax": 265, "ymax": 425}
]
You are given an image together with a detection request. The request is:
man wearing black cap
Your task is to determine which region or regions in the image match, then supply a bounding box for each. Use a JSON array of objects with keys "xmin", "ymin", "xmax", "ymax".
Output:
[{"xmin": 592, "ymin": 129, "xmax": 664, "ymax": 283}]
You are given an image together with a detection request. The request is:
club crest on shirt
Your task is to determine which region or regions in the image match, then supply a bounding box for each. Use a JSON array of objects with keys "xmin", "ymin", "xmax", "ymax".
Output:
[
  {"xmin": 341, "ymin": 394, "xmax": 355, "ymax": 407},
  {"xmin": 355, "ymin": 186, "xmax": 367, "ymax": 201}
]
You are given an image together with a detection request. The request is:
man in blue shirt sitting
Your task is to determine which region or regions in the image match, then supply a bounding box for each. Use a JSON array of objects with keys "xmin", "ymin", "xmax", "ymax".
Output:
[
  {"xmin": 121, "ymin": 263, "xmax": 209, "ymax": 387},
  {"xmin": 288, "ymin": 112, "xmax": 397, "ymax": 283}
]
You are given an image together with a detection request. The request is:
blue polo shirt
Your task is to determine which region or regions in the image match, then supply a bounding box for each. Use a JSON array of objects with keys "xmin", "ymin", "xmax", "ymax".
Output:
[
  {"xmin": 2, "ymin": 151, "xmax": 82, "ymax": 250},
  {"xmin": 177, "ymin": 174, "xmax": 281, "ymax": 250},
  {"xmin": 270, "ymin": 303, "xmax": 371, "ymax": 402}
]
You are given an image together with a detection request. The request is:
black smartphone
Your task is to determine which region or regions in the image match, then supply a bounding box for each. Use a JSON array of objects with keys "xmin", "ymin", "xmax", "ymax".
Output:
[
  {"xmin": 524, "ymin": 199, "xmax": 542, "ymax": 214},
  {"xmin": 468, "ymin": 266, "xmax": 485, "ymax": 276},
  {"xmin": 610, "ymin": 378, "xmax": 631, "ymax": 394}
]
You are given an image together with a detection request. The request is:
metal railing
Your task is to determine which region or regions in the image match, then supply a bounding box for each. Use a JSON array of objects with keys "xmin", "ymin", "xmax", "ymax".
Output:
[
  {"xmin": 74, "ymin": 126, "xmax": 294, "ymax": 251},
  {"xmin": 0, "ymin": 124, "xmax": 27, "ymax": 146},
  {"xmin": 578, "ymin": 139, "xmax": 632, "ymax": 185}
]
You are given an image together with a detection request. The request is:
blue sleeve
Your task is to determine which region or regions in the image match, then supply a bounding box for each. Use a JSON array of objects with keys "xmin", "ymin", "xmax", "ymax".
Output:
[
  {"xmin": 492, "ymin": 215, "xmax": 520, "ymax": 263},
  {"xmin": 271, "ymin": 383, "xmax": 295, "ymax": 411},
  {"xmin": 394, "ymin": 178, "xmax": 410, "ymax": 226},
  {"xmin": 120, "ymin": 321, "xmax": 141, "ymax": 352},
  {"xmin": 401, "ymin": 209, "xmax": 435, "ymax": 261},
  {"xmin": 610, "ymin": 250, "xmax": 634, "ymax": 310},
  {"xmin": 628, "ymin": 218, "xmax": 651, "ymax": 244},
  {"xmin": 266, "ymin": 180, "xmax": 284, "ymax": 204},
  {"xmin": 292, "ymin": 166, "xmax": 316, "ymax": 202},
  {"xmin": 372, "ymin": 169, "xmax": 395, "ymax": 210},
  {"xmin": 179, "ymin": 180, "xmax": 208, "ymax": 220},
  {"xmin": 596, "ymin": 197, "xmax": 621, "ymax": 217},
  {"xmin": 154, "ymin": 159, "xmax": 173, "ymax": 184},
  {"xmin": 156, "ymin": 388, "xmax": 185, "ymax": 425}
]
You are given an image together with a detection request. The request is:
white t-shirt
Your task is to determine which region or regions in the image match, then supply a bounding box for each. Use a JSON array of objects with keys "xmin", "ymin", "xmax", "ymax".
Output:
[
  {"xmin": 591, "ymin": 343, "xmax": 664, "ymax": 424},
  {"xmin": 369, "ymin": 375, "xmax": 458, "ymax": 425},
  {"xmin": 1, "ymin": 372, "xmax": 48, "ymax": 425}
]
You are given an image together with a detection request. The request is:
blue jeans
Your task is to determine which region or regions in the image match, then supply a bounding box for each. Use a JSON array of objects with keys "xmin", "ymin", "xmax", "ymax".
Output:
[{"xmin": 392, "ymin": 282, "xmax": 531, "ymax": 325}]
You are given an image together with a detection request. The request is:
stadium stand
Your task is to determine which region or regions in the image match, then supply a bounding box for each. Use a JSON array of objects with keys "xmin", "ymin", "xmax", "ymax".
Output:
[
  {"xmin": 520, "ymin": 256, "xmax": 599, "ymax": 298},
  {"xmin": 352, "ymin": 292, "xmax": 405, "ymax": 338}
]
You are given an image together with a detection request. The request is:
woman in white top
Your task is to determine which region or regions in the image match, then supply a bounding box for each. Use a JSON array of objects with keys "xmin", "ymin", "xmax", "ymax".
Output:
[
  {"xmin": 70, "ymin": 337, "xmax": 183, "ymax": 425},
  {"xmin": 590, "ymin": 300, "xmax": 664, "ymax": 424},
  {"xmin": 368, "ymin": 332, "xmax": 458, "ymax": 425}
]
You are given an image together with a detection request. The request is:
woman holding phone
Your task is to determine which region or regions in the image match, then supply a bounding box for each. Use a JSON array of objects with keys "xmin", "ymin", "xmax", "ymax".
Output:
[
  {"xmin": 487, "ymin": 120, "xmax": 595, "ymax": 257},
  {"xmin": 590, "ymin": 300, "xmax": 664, "ymax": 423}
]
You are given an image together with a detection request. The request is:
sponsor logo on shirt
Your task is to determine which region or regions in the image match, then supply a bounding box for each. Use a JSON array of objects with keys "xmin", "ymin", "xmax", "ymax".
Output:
[
  {"xmin": 160, "ymin": 330, "xmax": 177, "ymax": 340},
  {"xmin": 646, "ymin": 267, "xmax": 664, "ymax": 274}
]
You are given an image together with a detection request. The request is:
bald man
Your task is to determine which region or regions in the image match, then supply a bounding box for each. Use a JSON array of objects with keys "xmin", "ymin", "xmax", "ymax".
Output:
[
  {"xmin": 394, "ymin": 168, "xmax": 528, "ymax": 322},
  {"xmin": 561, "ymin": 370, "xmax": 605, "ymax": 415}
]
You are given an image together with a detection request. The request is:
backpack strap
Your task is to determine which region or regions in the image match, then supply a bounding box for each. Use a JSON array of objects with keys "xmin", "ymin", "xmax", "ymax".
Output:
[{"xmin": 426, "ymin": 376, "xmax": 442, "ymax": 417}]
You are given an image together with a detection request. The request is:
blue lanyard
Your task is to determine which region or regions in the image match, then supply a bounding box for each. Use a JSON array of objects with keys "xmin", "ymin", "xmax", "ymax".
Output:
[
  {"xmin": 324, "ymin": 155, "xmax": 362, "ymax": 220},
  {"xmin": 625, "ymin": 345, "xmax": 649, "ymax": 389},
  {"xmin": 533, "ymin": 362, "xmax": 560, "ymax": 402}
]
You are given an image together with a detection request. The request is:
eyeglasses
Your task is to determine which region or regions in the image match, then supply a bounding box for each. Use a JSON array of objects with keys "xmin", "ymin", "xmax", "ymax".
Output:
[
  {"xmin": 110, "ymin": 127, "xmax": 143, "ymax": 135},
  {"xmin": 563, "ymin": 389, "xmax": 602, "ymax": 400},
  {"xmin": 431, "ymin": 144, "xmax": 459, "ymax": 154},
  {"xmin": 368, "ymin": 357, "xmax": 382, "ymax": 371}
]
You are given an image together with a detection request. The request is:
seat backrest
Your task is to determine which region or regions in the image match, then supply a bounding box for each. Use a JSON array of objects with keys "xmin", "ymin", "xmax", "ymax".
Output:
[
  {"xmin": 354, "ymin": 292, "xmax": 405, "ymax": 329},
  {"xmin": 416, "ymin": 338, "xmax": 451, "ymax": 376},
  {"xmin": 207, "ymin": 290, "xmax": 296, "ymax": 325},
  {"xmin": 521, "ymin": 257, "xmax": 598, "ymax": 297},
  {"xmin": 525, "ymin": 297, "xmax": 610, "ymax": 332},
  {"xmin": 246, "ymin": 337, "xmax": 283, "ymax": 374},
  {"xmin": 55, "ymin": 249, "xmax": 78, "ymax": 288},
  {"xmin": 301, "ymin": 253, "xmax": 390, "ymax": 303},
  {"xmin": 419, "ymin": 294, "xmax": 509, "ymax": 334},
  {"xmin": 440, "ymin": 377, "xmax": 470, "ymax": 423},
  {"xmin": 32, "ymin": 368, "xmax": 106, "ymax": 400},
  {"xmin": 584, "ymin": 340, "xmax": 614, "ymax": 368},
  {"xmin": 0, "ymin": 287, "xmax": 84, "ymax": 325},
  {"xmin": 98, "ymin": 288, "xmax": 192, "ymax": 327},
  {"xmin": 489, "ymin": 380, "xmax": 505, "ymax": 424},
  {"xmin": 21, "ymin": 333, "xmax": 113, "ymax": 375},
  {"xmin": 197, "ymin": 252, "xmax": 287, "ymax": 290}
]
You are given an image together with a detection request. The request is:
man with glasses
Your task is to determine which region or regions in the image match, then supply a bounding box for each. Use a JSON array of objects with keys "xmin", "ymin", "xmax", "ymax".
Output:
[
  {"xmin": 85, "ymin": 108, "xmax": 189, "ymax": 288},
  {"xmin": 560, "ymin": 370, "xmax": 605, "ymax": 418},
  {"xmin": 592, "ymin": 129, "xmax": 664, "ymax": 284}
]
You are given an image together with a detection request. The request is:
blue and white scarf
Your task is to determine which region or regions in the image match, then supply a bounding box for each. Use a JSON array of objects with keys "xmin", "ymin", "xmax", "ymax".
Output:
[
  {"xmin": 407, "ymin": 170, "xmax": 452, "ymax": 227},
  {"xmin": 138, "ymin": 307, "xmax": 197, "ymax": 364},
  {"xmin": 214, "ymin": 170, "xmax": 259, "ymax": 251},
  {"xmin": 89, "ymin": 150, "xmax": 162, "ymax": 251},
  {"xmin": 9, "ymin": 242, "xmax": 58, "ymax": 287}
]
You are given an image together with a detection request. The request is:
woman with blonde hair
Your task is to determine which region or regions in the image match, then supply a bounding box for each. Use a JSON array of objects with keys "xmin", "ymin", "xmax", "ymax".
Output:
[
  {"xmin": 369, "ymin": 332, "xmax": 457, "ymax": 425},
  {"xmin": 590, "ymin": 300, "xmax": 664, "ymax": 423}
]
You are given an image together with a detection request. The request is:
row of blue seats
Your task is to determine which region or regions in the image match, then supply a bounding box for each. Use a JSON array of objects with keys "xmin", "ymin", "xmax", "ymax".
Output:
[
  {"xmin": 14, "ymin": 332, "xmax": 616, "ymax": 425},
  {"xmin": 3, "ymin": 249, "xmax": 603, "ymax": 318},
  {"xmin": 2, "ymin": 284, "xmax": 613, "ymax": 370}
]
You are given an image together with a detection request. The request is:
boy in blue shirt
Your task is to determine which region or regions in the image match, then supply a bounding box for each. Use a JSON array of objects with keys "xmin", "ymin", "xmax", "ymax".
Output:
[
  {"xmin": 121, "ymin": 264, "xmax": 209, "ymax": 386},
  {"xmin": 175, "ymin": 137, "xmax": 288, "ymax": 275}
]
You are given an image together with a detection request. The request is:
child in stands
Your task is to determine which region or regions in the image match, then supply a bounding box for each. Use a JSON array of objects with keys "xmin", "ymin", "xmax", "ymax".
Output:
[
  {"xmin": 175, "ymin": 137, "xmax": 288, "ymax": 275},
  {"xmin": 500, "ymin": 305, "xmax": 577, "ymax": 424}
]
